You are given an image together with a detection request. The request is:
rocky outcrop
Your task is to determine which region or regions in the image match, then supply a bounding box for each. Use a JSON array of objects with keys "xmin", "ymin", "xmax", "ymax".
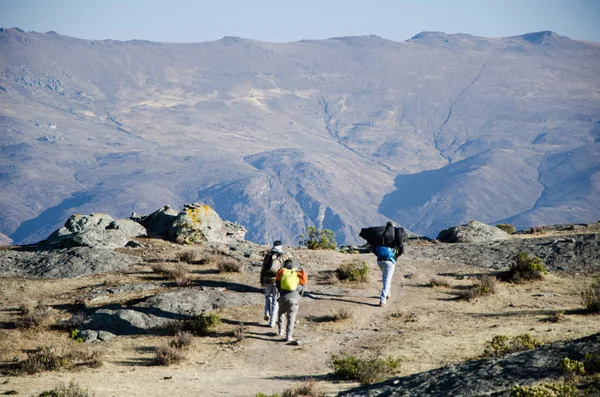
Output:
[
  {"xmin": 0, "ymin": 246, "xmax": 138, "ymax": 278},
  {"xmin": 406, "ymin": 233, "xmax": 600, "ymax": 272},
  {"xmin": 107, "ymin": 219, "xmax": 147, "ymax": 238},
  {"xmin": 42, "ymin": 213, "xmax": 142, "ymax": 249},
  {"xmin": 80, "ymin": 288, "xmax": 263, "ymax": 335},
  {"xmin": 338, "ymin": 332, "xmax": 600, "ymax": 397},
  {"xmin": 168, "ymin": 203, "xmax": 226, "ymax": 244},
  {"xmin": 437, "ymin": 220, "xmax": 512, "ymax": 243},
  {"xmin": 139, "ymin": 205, "xmax": 179, "ymax": 239}
]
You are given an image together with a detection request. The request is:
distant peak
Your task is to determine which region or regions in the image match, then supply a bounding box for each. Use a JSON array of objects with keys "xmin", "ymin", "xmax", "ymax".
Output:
[
  {"xmin": 409, "ymin": 31, "xmax": 475, "ymax": 42},
  {"xmin": 219, "ymin": 36, "xmax": 246, "ymax": 44},
  {"xmin": 520, "ymin": 31, "xmax": 562, "ymax": 45}
]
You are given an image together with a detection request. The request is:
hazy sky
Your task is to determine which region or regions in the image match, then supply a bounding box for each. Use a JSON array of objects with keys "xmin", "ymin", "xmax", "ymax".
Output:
[{"xmin": 1, "ymin": 0, "xmax": 599, "ymax": 43}]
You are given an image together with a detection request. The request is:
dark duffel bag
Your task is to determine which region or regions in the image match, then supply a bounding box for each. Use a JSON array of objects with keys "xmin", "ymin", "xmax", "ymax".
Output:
[{"xmin": 359, "ymin": 224, "xmax": 397, "ymax": 247}]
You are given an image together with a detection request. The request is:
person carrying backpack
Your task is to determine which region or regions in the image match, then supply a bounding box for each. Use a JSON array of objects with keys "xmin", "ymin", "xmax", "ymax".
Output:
[
  {"xmin": 275, "ymin": 259, "xmax": 308, "ymax": 342},
  {"xmin": 260, "ymin": 240, "xmax": 287, "ymax": 327},
  {"xmin": 372, "ymin": 221, "xmax": 403, "ymax": 307}
]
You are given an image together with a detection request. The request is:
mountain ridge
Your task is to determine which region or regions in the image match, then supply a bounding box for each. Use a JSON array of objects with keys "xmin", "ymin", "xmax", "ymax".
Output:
[{"xmin": 1, "ymin": 28, "xmax": 599, "ymax": 244}]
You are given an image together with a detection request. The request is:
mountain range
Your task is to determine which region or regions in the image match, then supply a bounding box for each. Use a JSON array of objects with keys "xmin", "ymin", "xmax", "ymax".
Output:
[{"xmin": 1, "ymin": 28, "xmax": 599, "ymax": 245}]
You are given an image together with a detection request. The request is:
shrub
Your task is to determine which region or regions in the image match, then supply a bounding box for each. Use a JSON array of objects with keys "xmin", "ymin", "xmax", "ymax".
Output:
[
  {"xmin": 16, "ymin": 303, "xmax": 53, "ymax": 330},
  {"xmin": 178, "ymin": 312, "xmax": 222, "ymax": 336},
  {"xmin": 496, "ymin": 224, "xmax": 516, "ymax": 234},
  {"xmin": 429, "ymin": 277, "xmax": 451, "ymax": 288},
  {"xmin": 581, "ymin": 278, "xmax": 600, "ymax": 313},
  {"xmin": 332, "ymin": 308, "xmax": 354, "ymax": 321},
  {"xmin": 560, "ymin": 358, "xmax": 586, "ymax": 377},
  {"xmin": 281, "ymin": 379, "xmax": 324, "ymax": 397},
  {"xmin": 510, "ymin": 382, "xmax": 577, "ymax": 397},
  {"xmin": 169, "ymin": 331, "xmax": 193, "ymax": 350},
  {"xmin": 217, "ymin": 257, "xmax": 243, "ymax": 273},
  {"xmin": 233, "ymin": 323, "xmax": 248, "ymax": 342},
  {"xmin": 16, "ymin": 346, "xmax": 101, "ymax": 375},
  {"xmin": 299, "ymin": 226, "xmax": 337, "ymax": 250},
  {"xmin": 151, "ymin": 263, "xmax": 190, "ymax": 286},
  {"xmin": 336, "ymin": 260, "xmax": 369, "ymax": 282},
  {"xmin": 328, "ymin": 353, "xmax": 401, "ymax": 385},
  {"xmin": 154, "ymin": 346, "xmax": 185, "ymax": 366},
  {"xmin": 507, "ymin": 252, "xmax": 547, "ymax": 282},
  {"xmin": 544, "ymin": 311, "xmax": 567, "ymax": 323},
  {"xmin": 177, "ymin": 250, "xmax": 199, "ymax": 264},
  {"xmin": 458, "ymin": 276, "xmax": 498, "ymax": 301},
  {"xmin": 584, "ymin": 352, "xmax": 600, "ymax": 373},
  {"xmin": 37, "ymin": 381, "xmax": 94, "ymax": 397},
  {"xmin": 481, "ymin": 334, "xmax": 542, "ymax": 358}
]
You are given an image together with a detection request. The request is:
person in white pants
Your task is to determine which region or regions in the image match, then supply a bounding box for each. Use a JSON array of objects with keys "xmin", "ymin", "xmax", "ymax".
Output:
[
  {"xmin": 260, "ymin": 241, "xmax": 286, "ymax": 327},
  {"xmin": 373, "ymin": 244, "xmax": 399, "ymax": 306}
]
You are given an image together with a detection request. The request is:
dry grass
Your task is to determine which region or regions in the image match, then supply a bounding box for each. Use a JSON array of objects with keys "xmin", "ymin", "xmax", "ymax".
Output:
[
  {"xmin": 457, "ymin": 275, "xmax": 498, "ymax": 301},
  {"xmin": 169, "ymin": 331, "xmax": 193, "ymax": 350},
  {"xmin": 581, "ymin": 278, "xmax": 600, "ymax": 313},
  {"xmin": 12, "ymin": 345, "xmax": 102, "ymax": 375},
  {"xmin": 429, "ymin": 277, "xmax": 451, "ymax": 288},
  {"xmin": 217, "ymin": 257, "xmax": 243, "ymax": 273},
  {"xmin": 150, "ymin": 263, "xmax": 191, "ymax": 286},
  {"xmin": 16, "ymin": 303, "xmax": 54, "ymax": 330},
  {"xmin": 153, "ymin": 346, "xmax": 185, "ymax": 366},
  {"xmin": 233, "ymin": 323, "xmax": 248, "ymax": 342},
  {"xmin": 35, "ymin": 381, "xmax": 94, "ymax": 397},
  {"xmin": 281, "ymin": 378, "xmax": 324, "ymax": 397},
  {"xmin": 177, "ymin": 250, "xmax": 199, "ymax": 264}
]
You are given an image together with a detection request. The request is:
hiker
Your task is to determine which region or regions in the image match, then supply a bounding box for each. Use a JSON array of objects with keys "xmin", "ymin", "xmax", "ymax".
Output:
[
  {"xmin": 372, "ymin": 221, "xmax": 403, "ymax": 307},
  {"xmin": 275, "ymin": 259, "xmax": 308, "ymax": 342},
  {"xmin": 260, "ymin": 240, "xmax": 287, "ymax": 327}
]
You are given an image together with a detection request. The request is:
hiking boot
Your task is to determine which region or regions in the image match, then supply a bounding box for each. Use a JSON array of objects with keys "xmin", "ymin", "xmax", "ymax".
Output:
[
  {"xmin": 286, "ymin": 336, "xmax": 294, "ymax": 342},
  {"xmin": 379, "ymin": 301, "xmax": 386, "ymax": 307},
  {"xmin": 278, "ymin": 329, "xmax": 284, "ymax": 337},
  {"xmin": 264, "ymin": 315, "xmax": 270, "ymax": 322},
  {"xmin": 269, "ymin": 322, "xmax": 276, "ymax": 328}
]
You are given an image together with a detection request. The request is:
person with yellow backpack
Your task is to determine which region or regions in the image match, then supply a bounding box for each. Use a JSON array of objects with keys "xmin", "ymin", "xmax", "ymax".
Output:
[
  {"xmin": 275, "ymin": 259, "xmax": 308, "ymax": 342},
  {"xmin": 260, "ymin": 240, "xmax": 288, "ymax": 327}
]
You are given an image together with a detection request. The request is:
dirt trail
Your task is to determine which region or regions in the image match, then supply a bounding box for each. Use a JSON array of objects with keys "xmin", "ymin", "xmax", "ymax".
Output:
[{"xmin": 1, "ymin": 248, "xmax": 598, "ymax": 396}]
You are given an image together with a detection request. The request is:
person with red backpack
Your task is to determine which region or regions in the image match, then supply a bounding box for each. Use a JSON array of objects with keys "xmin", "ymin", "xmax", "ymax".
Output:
[
  {"xmin": 275, "ymin": 259, "xmax": 308, "ymax": 342},
  {"xmin": 260, "ymin": 240, "xmax": 287, "ymax": 327}
]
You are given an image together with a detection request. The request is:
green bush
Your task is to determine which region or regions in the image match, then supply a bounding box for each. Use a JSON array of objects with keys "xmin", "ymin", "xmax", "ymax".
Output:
[
  {"xmin": 496, "ymin": 224, "xmax": 516, "ymax": 234},
  {"xmin": 177, "ymin": 312, "xmax": 222, "ymax": 336},
  {"xmin": 481, "ymin": 334, "xmax": 542, "ymax": 358},
  {"xmin": 37, "ymin": 381, "xmax": 94, "ymax": 397},
  {"xmin": 581, "ymin": 278, "xmax": 600, "ymax": 313},
  {"xmin": 560, "ymin": 358, "xmax": 585, "ymax": 376},
  {"xmin": 510, "ymin": 381, "xmax": 577, "ymax": 397},
  {"xmin": 508, "ymin": 252, "xmax": 547, "ymax": 282},
  {"xmin": 336, "ymin": 260, "xmax": 369, "ymax": 282},
  {"xmin": 299, "ymin": 226, "xmax": 337, "ymax": 250},
  {"xmin": 328, "ymin": 353, "xmax": 401, "ymax": 385}
]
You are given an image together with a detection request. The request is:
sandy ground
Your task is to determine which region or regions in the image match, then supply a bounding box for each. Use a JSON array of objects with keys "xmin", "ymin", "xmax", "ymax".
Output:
[{"xmin": 0, "ymin": 243, "xmax": 598, "ymax": 397}]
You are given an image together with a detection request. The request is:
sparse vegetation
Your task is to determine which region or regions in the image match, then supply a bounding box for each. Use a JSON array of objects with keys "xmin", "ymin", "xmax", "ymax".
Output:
[
  {"xmin": 154, "ymin": 345, "xmax": 185, "ymax": 366},
  {"xmin": 510, "ymin": 382, "xmax": 578, "ymax": 397},
  {"xmin": 544, "ymin": 311, "xmax": 567, "ymax": 323},
  {"xmin": 37, "ymin": 381, "xmax": 94, "ymax": 397},
  {"xmin": 15, "ymin": 346, "xmax": 101, "ymax": 375},
  {"xmin": 177, "ymin": 250, "xmax": 199, "ymax": 264},
  {"xmin": 506, "ymin": 252, "xmax": 547, "ymax": 282},
  {"xmin": 169, "ymin": 331, "xmax": 193, "ymax": 349},
  {"xmin": 217, "ymin": 257, "xmax": 243, "ymax": 273},
  {"xmin": 233, "ymin": 323, "xmax": 248, "ymax": 342},
  {"xmin": 173, "ymin": 312, "xmax": 222, "ymax": 336},
  {"xmin": 16, "ymin": 303, "xmax": 53, "ymax": 330},
  {"xmin": 328, "ymin": 353, "xmax": 401, "ymax": 385},
  {"xmin": 281, "ymin": 379, "xmax": 324, "ymax": 397},
  {"xmin": 151, "ymin": 262, "xmax": 191, "ymax": 286},
  {"xmin": 481, "ymin": 334, "xmax": 542, "ymax": 358},
  {"xmin": 458, "ymin": 275, "xmax": 498, "ymax": 301},
  {"xmin": 581, "ymin": 277, "xmax": 600, "ymax": 313},
  {"xmin": 496, "ymin": 223, "xmax": 516, "ymax": 234},
  {"xmin": 299, "ymin": 226, "xmax": 337, "ymax": 250},
  {"xmin": 336, "ymin": 259, "xmax": 369, "ymax": 282},
  {"xmin": 429, "ymin": 277, "xmax": 451, "ymax": 288}
]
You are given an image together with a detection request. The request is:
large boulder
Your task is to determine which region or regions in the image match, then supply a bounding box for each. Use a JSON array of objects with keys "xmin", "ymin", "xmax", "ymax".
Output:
[
  {"xmin": 168, "ymin": 203, "xmax": 226, "ymax": 244},
  {"xmin": 80, "ymin": 288, "xmax": 262, "ymax": 335},
  {"xmin": 140, "ymin": 205, "xmax": 179, "ymax": 239},
  {"xmin": 437, "ymin": 220, "xmax": 511, "ymax": 243},
  {"xmin": 0, "ymin": 247, "xmax": 137, "ymax": 278},
  {"xmin": 42, "ymin": 213, "xmax": 136, "ymax": 248},
  {"xmin": 107, "ymin": 219, "xmax": 147, "ymax": 238}
]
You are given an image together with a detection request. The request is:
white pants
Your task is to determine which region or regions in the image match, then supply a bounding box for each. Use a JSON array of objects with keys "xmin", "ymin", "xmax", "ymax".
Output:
[
  {"xmin": 264, "ymin": 283, "xmax": 279, "ymax": 325},
  {"xmin": 377, "ymin": 260, "xmax": 395, "ymax": 304}
]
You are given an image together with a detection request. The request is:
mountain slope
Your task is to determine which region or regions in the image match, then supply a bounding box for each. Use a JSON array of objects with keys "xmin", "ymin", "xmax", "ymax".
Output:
[{"xmin": 1, "ymin": 28, "xmax": 599, "ymax": 243}]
